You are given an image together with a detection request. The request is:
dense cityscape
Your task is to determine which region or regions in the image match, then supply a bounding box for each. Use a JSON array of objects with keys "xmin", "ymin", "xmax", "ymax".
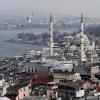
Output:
[
  {"xmin": 0, "ymin": 0, "xmax": 100, "ymax": 100},
  {"xmin": 0, "ymin": 13, "xmax": 99, "ymax": 100}
]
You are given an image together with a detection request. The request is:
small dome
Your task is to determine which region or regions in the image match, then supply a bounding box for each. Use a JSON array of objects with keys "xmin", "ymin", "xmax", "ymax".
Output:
[
  {"xmin": 64, "ymin": 35, "xmax": 73, "ymax": 39},
  {"xmin": 85, "ymin": 45, "xmax": 94, "ymax": 51},
  {"xmin": 69, "ymin": 45, "xmax": 78, "ymax": 51},
  {"xmin": 74, "ymin": 33, "xmax": 90, "ymax": 45},
  {"xmin": 30, "ymin": 49, "xmax": 36, "ymax": 53}
]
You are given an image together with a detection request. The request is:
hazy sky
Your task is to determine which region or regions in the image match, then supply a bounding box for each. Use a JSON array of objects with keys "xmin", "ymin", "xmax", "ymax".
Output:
[{"xmin": 0, "ymin": 0, "xmax": 100, "ymax": 17}]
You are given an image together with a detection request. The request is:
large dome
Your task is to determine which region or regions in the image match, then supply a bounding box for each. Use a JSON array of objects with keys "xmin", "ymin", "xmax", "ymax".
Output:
[
  {"xmin": 69, "ymin": 45, "xmax": 78, "ymax": 51},
  {"xmin": 74, "ymin": 33, "xmax": 90, "ymax": 45}
]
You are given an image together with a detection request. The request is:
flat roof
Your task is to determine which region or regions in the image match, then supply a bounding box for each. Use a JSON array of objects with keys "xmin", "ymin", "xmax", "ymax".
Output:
[
  {"xmin": 59, "ymin": 81, "xmax": 83, "ymax": 89},
  {"xmin": 47, "ymin": 82, "xmax": 59, "ymax": 85},
  {"xmin": 21, "ymin": 96, "xmax": 49, "ymax": 100}
]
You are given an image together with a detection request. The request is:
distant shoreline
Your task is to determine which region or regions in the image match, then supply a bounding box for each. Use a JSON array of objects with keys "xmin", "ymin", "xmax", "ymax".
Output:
[{"xmin": 4, "ymin": 39, "xmax": 45, "ymax": 46}]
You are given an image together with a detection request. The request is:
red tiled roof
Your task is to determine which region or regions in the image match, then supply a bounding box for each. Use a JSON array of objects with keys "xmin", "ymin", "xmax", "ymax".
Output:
[{"xmin": 25, "ymin": 73, "xmax": 52, "ymax": 84}]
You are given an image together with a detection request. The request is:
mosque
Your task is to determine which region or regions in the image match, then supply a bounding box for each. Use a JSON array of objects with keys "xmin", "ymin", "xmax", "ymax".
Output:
[
  {"xmin": 24, "ymin": 13, "xmax": 100, "ymax": 83},
  {"xmin": 43, "ymin": 13, "xmax": 100, "ymax": 64}
]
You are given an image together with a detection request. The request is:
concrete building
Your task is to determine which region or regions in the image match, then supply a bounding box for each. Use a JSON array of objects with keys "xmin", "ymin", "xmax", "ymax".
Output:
[
  {"xmin": 6, "ymin": 82, "xmax": 32, "ymax": 100},
  {"xmin": 58, "ymin": 80, "xmax": 85, "ymax": 100},
  {"xmin": 0, "ymin": 78, "xmax": 9, "ymax": 96}
]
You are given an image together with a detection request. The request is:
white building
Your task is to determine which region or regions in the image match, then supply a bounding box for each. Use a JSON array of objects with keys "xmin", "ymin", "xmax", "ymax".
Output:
[{"xmin": 0, "ymin": 78, "xmax": 9, "ymax": 96}]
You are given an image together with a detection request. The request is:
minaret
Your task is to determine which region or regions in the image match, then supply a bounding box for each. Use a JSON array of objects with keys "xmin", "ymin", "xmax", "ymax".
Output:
[
  {"xmin": 80, "ymin": 13, "xmax": 86, "ymax": 62},
  {"xmin": 91, "ymin": 40, "xmax": 95, "ymax": 49},
  {"xmin": 49, "ymin": 14, "xmax": 54, "ymax": 56}
]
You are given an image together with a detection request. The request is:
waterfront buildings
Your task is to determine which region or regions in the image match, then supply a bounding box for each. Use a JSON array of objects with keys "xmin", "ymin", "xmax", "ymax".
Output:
[{"xmin": 0, "ymin": 13, "xmax": 99, "ymax": 100}]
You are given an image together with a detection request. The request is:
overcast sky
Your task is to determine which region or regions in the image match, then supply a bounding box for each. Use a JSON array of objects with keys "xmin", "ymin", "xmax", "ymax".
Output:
[{"xmin": 0, "ymin": 0, "xmax": 100, "ymax": 17}]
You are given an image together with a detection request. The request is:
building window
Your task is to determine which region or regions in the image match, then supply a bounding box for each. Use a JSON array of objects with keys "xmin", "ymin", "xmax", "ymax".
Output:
[
  {"xmin": 23, "ymin": 94, "xmax": 25, "ymax": 97},
  {"xmin": 30, "ymin": 93, "xmax": 32, "ymax": 96},
  {"xmin": 0, "ymin": 88, "xmax": 3, "ymax": 91},
  {"xmin": 24, "ymin": 88, "xmax": 25, "ymax": 91},
  {"xmin": 29, "ymin": 86, "xmax": 31, "ymax": 90}
]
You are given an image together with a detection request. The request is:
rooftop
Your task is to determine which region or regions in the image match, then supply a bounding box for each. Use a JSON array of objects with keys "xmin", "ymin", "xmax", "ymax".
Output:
[
  {"xmin": 59, "ymin": 80, "xmax": 83, "ymax": 89},
  {"xmin": 21, "ymin": 96, "xmax": 49, "ymax": 100},
  {"xmin": 7, "ymin": 82, "xmax": 29, "ymax": 91},
  {"xmin": 47, "ymin": 81, "xmax": 59, "ymax": 85}
]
